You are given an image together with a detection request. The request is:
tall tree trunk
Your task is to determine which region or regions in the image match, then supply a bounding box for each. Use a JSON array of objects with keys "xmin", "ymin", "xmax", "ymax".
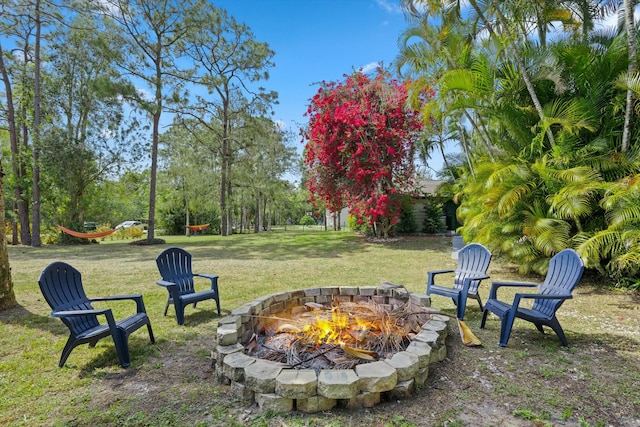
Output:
[
  {"xmin": 266, "ymin": 198, "xmax": 272, "ymax": 232},
  {"xmin": 621, "ymin": 0, "xmax": 636, "ymax": 153},
  {"xmin": 11, "ymin": 205, "xmax": 18, "ymax": 245},
  {"xmin": 254, "ymin": 193, "xmax": 260, "ymax": 233},
  {"xmin": 220, "ymin": 156, "xmax": 228, "ymax": 235},
  {"xmin": 226, "ymin": 174, "xmax": 233, "ymax": 234},
  {"xmin": 148, "ymin": 109, "xmax": 160, "ymax": 241},
  {"xmin": 0, "ymin": 43, "xmax": 30, "ymax": 246},
  {"xmin": 260, "ymin": 194, "xmax": 265, "ymax": 232},
  {"xmin": 20, "ymin": 104, "xmax": 31, "ymax": 245},
  {"xmin": 147, "ymin": 50, "xmax": 164, "ymax": 243},
  {"xmin": 31, "ymin": 0, "xmax": 42, "ymax": 247},
  {"xmin": 185, "ymin": 186, "xmax": 190, "ymax": 236},
  {"xmin": 0, "ymin": 161, "xmax": 16, "ymax": 310},
  {"xmin": 460, "ymin": 128, "xmax": 475, "ymax": 178},
  {"xmin": 220, "ymin": 119, "xmax": 230, "ymax": 236}
]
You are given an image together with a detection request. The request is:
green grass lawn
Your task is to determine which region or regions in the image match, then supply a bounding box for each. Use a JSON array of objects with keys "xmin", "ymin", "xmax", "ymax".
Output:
[{"xmin": 1, "ymin": 231, "xmax": 638, "ymax": 427}]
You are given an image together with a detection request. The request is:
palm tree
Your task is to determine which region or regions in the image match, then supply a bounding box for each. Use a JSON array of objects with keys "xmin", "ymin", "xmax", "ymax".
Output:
[
  {"xmin": 578, "ymin": 174, "xmax": 640, "ymax": 284},
  {"xmin": 621, "ymin": 0, "xmax": 637, "ymax": 152},
  {"xmin": 401, "ymin": 0, "xmax": 558, "ymax": 146},
  {"xmin": 395, "ymin": 18, "xmax": 493, "ymax": 172}
]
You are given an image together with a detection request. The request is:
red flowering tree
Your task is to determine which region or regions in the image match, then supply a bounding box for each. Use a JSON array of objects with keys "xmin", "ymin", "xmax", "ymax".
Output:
[{"xmin": 303, "ymin": 68, "xmax": 425, "ymax": 238}]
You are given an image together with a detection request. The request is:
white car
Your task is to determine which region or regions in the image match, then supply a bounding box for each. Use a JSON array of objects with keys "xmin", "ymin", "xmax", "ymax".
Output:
[{"xmin": 115, "ymin": 220, "xmax": 143, "ymax": 230}]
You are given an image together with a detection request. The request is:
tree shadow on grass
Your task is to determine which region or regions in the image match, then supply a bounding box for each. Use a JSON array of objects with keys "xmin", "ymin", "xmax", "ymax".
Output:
[
  {"xmin": 0, "ymin": 303, "xmax": 64, "ymax": 335},
  {"xmin": 161, "ymin": 305, "xmax": 232, "ymax": 327},
  {"xmin": 0, "ymin": 303, "xmax": 161, "ymax": 372}
]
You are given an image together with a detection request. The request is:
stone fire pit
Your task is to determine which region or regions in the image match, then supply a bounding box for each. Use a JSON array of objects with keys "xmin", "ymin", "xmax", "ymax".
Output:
[{"xmin": 212, "ymin": 285, "xmax": 450, "ymax": 413}]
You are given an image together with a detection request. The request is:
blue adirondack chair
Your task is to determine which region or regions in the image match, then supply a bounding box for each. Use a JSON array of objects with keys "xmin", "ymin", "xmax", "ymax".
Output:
[
  {"xmin": 38, "ymin": 261, "xmax": 155, "ymax": 368},
  {"xmin": 480, "ymin": 248, "xmax": 584, "ymax": 347},
  {"xmin": 426, "ymin": 243, "xmax": 492, "ymax": 320},
  {"xmin": 156, "ymin": 247, "xmax": 221, "ymax": 325}
]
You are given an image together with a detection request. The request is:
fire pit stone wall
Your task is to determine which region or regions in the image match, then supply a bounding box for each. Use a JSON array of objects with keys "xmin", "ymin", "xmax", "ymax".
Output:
[{"xmin": 212, "ymin": 285, "xmax": 450, "ymax": 413}]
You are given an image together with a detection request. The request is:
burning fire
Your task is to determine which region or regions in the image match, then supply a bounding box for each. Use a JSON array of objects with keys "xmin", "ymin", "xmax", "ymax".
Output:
[
  {"xmin": 298, "ymin": 308, "xmax": 377, "ymax": 346},
  {"xmin": 252, "ymin": 300, "xmax": 433, "ymax": 369}
]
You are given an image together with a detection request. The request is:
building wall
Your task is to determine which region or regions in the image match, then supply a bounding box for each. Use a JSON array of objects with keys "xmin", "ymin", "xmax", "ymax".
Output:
[{"xmin": 325, "ymin": 207, "xmax": 349, "ymax": 229}]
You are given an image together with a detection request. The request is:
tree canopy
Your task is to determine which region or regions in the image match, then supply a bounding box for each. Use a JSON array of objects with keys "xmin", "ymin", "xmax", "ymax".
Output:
[
  {"xmin": 397, "ymin": 0, "xmax": 640, "ymax": 287},
  {"xmin": 303, "ymin": 67, "xmax": 425, "ymax": 238}
]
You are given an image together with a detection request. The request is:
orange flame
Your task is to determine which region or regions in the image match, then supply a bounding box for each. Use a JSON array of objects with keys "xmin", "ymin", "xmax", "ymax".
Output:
[{"xmin": 298, "ymin": 308, "xmax": 380, "ymax": 346}]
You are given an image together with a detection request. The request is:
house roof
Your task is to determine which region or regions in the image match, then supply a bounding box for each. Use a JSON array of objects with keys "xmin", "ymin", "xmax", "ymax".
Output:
[{"xmin": 416, "ymin": 179, "xmax": 445, "ymax": 195}]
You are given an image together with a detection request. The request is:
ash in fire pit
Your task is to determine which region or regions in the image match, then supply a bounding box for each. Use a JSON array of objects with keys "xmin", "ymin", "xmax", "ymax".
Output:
[
  {"xmin": 251, "ymin": 299, "xmax": 435, "ymax": 370},
  {"xmin": 213, "ymin": 285, "xmax": 451, "ymax": 413}
]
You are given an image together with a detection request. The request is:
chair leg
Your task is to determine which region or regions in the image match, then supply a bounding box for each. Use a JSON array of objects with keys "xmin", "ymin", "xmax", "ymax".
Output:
[
  {"xmin": 59, "ymin": 336, "xmax": 78, "ymax": 368},
  {"xmin": 456, "ymin": 295, "xmax": 467, "ymax": 320},
  {"xmin": 499, "ymin": 310, "xmax": 517, "ymax": 347},
  {"xmin": 163, "ymin": 298, "xmax": 171, "ymax": 316},
  {"xmin": 175, "ymin": 301, "xmax": 185, "ymax": 326},
  {"xmin": 547, "ymin": 318, "xmax": 569, "ymax": 346},
  {"xmin": 480, "ymin": 309, "xmax": 489, "ymax": 329},
  {"xmin": 147, "ymin": 321, "xmax": 156, "ymax": 344},
  {"xmin": 112, "ymin": 330, "xmax": 131, "ymax": 368}
]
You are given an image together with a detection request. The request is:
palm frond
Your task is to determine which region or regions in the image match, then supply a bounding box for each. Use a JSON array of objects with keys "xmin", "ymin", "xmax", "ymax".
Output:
[
  {"xmin": 549, "ymin": 182, "xmax": 602, "ymax": 220},
  {"xmin": 615, "ymin": 71, "xmax": 640, "ymax": 94}
]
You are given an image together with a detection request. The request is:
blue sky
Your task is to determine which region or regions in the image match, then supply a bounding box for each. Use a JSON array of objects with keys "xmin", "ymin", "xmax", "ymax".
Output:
[
  {"xmin": 209, "ymin": 2, "xmax": 631, "ymax": 180},
  {"xmin": 211, "ymin": 1, "xmax": 443, "ymax": 173},
  {"xmin": 215, "ymin": 0, "xmax": 408, "ymax": 130}
]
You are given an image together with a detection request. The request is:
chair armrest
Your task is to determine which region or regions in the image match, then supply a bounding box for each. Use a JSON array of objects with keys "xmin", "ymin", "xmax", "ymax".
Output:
[
  {"xmin": 156, "ymin": 279, "xmax": 177, "ymax": 289},
  {"xmin": 428, "ymin": 269, "xmax": 455, "ymax": 276},
  {"xmin": 91, "ymin": 294, "xmax": 147, "ymax": 313},
  {"xmin": 52, "ymin": 308, "xmax": 110, "ymax": 318},
  {"xmin": 515, "ymin": 293, "xmax": 573, "ymax": 301},
  {"xmin": 463, "ymin": 273, "xmax": 490, "ymax": 281},
  {"xmin": 488, "ymin": 281, "xmax": 538, "ymax": 300},
  {"xmin": 91, "ymin": 294, "xmax": 142, "ymax": 302},
  {"xmin": 156, "ymin": 279, "xmax": 182, "ymax": 303},
  {"xmin": 461, "ymin": 273, "xmax": 490, "ymax": 293},
  {"xmin": 427, "ymin": 269, "xmax": 455, "ymax": 287},
  {"xmin": 54, "ymin": 308, "xmax": 119, "ymax": 331},
  {"xmin": 511, "ymin": 293, "xmax": 572, "ymax": 311},
  {"xmin": 193, "ymin": 273, "xmax": 219, "ymax": 292},
  {"xmin": 194, "ymin": 273, "xmax": 218, "ymax": 280}
]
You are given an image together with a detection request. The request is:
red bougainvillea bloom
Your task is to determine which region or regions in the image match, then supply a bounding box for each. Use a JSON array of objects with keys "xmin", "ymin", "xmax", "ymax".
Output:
[{"xmin": 302, "ymin": 66, "xmax": 427, "ymax": 237}]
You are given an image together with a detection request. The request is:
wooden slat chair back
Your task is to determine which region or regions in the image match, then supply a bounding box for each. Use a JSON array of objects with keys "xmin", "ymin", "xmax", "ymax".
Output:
[
  {"xmin": 427, "ymin": 243, "xmax": 492, "ymax": 319},
  {"xmin": 38, "ymin": 261, "xmax": 155, "ymax": 368},
  {"xmin": 156, "ymin": 247, "xmax": 221, "ymax": 326}
]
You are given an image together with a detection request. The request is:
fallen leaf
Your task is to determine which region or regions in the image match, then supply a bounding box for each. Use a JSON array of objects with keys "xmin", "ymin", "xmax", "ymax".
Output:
[{"xmin": 340, "ymin": 343, "xmax": 378, "ymax": 360}]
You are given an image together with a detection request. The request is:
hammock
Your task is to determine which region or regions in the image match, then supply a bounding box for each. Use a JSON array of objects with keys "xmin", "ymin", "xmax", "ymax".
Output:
[
  {"xmin": 187, "ymin": 223, "xmax": 210, "ymax": 232},
  {"xmin": 56, "ymin": 224, "xmax": 116, "ymax": 239}
]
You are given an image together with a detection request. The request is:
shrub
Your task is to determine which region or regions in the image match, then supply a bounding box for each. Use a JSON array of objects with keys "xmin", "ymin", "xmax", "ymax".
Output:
[
  {"xmin": 423, "ymin": 195, "xmax": 444, "ymax": 234},
  {"xmin": 347, "ymin": 214, "xmax": 371, "ymax": 234},
  {"xmin": 299, "ymin": 215, "xmax": 316, "ymax": 226},
  {"xmin": 396, "ymin": 196, "xmax": 418, "ymax": 234}
]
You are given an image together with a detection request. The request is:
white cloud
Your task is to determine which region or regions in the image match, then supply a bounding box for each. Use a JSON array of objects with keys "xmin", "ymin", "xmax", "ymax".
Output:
[
  {"xmin": 360, "ymin": 62, "xmax": 381, "ymax": 74},
  {"xmin": 376, "ymin": 0, "xmax": 402, "ymax": 14}
]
